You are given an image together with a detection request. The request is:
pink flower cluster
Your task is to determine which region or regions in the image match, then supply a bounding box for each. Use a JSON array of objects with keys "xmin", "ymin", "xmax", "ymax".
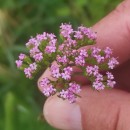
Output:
[
  {"xmin": 16, "ymin": 23, "xmax": 119, "ymax": 103},
  {"xmin": 39, "ymin": 78, "xmax": 56, "ymax": 97}
]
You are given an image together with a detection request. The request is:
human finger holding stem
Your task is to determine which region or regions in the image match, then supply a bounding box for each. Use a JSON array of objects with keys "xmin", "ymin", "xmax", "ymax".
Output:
[{"xmin": 39, "ymin": 0, "xmax": 130, "ymax": 130}]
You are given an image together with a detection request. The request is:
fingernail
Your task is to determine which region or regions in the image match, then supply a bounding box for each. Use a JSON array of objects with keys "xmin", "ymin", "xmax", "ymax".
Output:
[{"xmin": 43, "ymin": 96, "xmax": 82, "ymax": 130}]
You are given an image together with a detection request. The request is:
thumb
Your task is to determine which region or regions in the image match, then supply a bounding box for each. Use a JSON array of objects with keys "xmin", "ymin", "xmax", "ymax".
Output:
[{"xmin": 43, "ymin": 88, "xmax": 130, "ymax": 130}]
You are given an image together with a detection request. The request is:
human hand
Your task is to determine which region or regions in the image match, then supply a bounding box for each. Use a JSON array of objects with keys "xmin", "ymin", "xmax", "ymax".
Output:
[{"xmin": 38, "ymin": 0, "xmax": 130, "ymax": 129}]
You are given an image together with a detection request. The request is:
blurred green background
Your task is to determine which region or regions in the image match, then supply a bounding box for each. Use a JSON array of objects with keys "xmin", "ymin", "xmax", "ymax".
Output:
[{"xmin": 0, "ymin": 0, "xmax": 121, "ymax": 130}]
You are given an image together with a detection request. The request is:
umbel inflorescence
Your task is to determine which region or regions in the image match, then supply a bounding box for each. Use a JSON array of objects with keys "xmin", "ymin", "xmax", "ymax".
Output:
[{"xmin": 16, "ymin": 23, "xmax": 119, "ymax": 103}]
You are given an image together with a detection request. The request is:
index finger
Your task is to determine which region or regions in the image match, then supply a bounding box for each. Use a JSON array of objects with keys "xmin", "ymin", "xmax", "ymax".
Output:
[{"xmin": 92, "ymin": 0, "xmax": 130, "ymax": 64}]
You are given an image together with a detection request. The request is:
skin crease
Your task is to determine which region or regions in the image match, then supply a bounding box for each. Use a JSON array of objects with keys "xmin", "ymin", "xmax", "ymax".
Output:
[{"xmin": 38, "ymin": 0, "xmax": 130, "ymax": 130}]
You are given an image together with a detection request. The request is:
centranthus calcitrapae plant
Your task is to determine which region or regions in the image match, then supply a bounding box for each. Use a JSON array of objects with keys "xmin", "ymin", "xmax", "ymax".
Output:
[{"xmin": 16, "ymin": 23, "xmax": 119, "ymax": 103}]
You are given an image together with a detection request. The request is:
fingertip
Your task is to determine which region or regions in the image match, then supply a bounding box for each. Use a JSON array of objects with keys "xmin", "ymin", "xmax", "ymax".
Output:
[{"xmin": 43, "ymin": 95, "xmax": 82, "ymax": 130}]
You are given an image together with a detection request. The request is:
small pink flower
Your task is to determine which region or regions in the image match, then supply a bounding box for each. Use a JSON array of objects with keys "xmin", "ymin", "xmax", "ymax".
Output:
[
  {"xmin": 108, "ymin": 57, "xmax": 119, "ymax": 69},
  {"xmin": 51, "ymin": 39, "xmax": 57, "ymax": 45},
  {"xmin": 67, "ymin": 92, "xmax": 76, "ymax": 103},
  {"xmin": 50, "ymin": 65, "xmax": 61, "ymax": 78},
  {"xmin": 107, "ymin": 80, "xmax": 116, "ymax": 88},
  {"xmin": 59, "ymin": 90, "xmax": 76, "ymax": 103},
  {"xmin": 33, "ymin": 53, "xmax": 43, "ymax": 62},
  {"xmin": 56, "ymin": 55, "xmax": 68, "ymax": 64},
  {"xmin": 71, "ymin": 49, "xmax": 77, "ymax": 56},
  {"xmin": 95, "ymin": 74, "xmax": 103, "ymax": 81},
  {"xmin": 29, "ymin": 63, "xmax": 37, "ymax": 71},
  {"xmin": 95, "ymin": 55, "xmax": 104, "ymax": 63},
  {"xmin": 78, "ymin": 26, "xmax": 97, "ymax": 40},
  {"xmin": 63, "ymin": 66, "xmax": 73, "ymax": 73},
  {"xmin": 16, "ymin": 60, "xmax": 23, "ymax": 68},
  {"xmin": 69, "ymin": 82, "xmax": 81, "ymax": 93},
  {"xmin": 42, "ymin": 85, "xmax": 56, "ymax": 97},
  {"xmin": 67, "ymin": 38, "xmax": 77, "ymax": 47},
  {"xmin": 24, "ymin": 67, "xmax": 32, "ymax": 78},
  {"xmin": 19, "ymin": 53, "xmax": 26, "ymax": 60},
  {"xmin": 36, "ymin": 32, "xmax": 47, "ymax": 41},
  {"xmin": 86, "ymin": 66, "xmax": 93, "ymax": 75},
  {"xmin": 75, "ymin": 56, "xmax": 85, "ymax": 66},
  {"xmin": 59, "ymin": 90, "xmax": 69, "ymax": 99},
  {"xmin": 88, "ymin": 32, "xmax": 97, "ymax": 40},
  {"xmin": 92, "ymin": 81, "xmax": 105, "ymax": 90},
  {"xmin": 61, "ymin": 72, "xmax": 71, "ymax": 80},
  {"xmin": 59, "ymin": 44, "xmax": 65, "ymax": 51},
  {"xmin": 91, "ymin": 47, "xmax": 101, "ymax": 57},
  {"xmin": 104, "ymin": 47, "xmax": 112, "ymax": 58},
  {"xmin": 45, "ymin": 45, "xmax": 56, "ymax": 54},
  {"xmin": 30, "ymin": 47, "xmax": 40, "ymax": 56},
  {"xmin": 39, "ymin": 78, "xmax": 50, "ymax": 87},
  {"xmin": 47, "ymin": 33, "xmax": 56, "ymax": 40},
  {"xmin": 74, "ymin": 31, "xmax": 83, "ymax": 39},
  {"xmin": 79, "ymin": 49, "xmax": 88, "ymax": 57},
  {"xmin": 78, "ymin": 26, "xmax": 91, "ymax": 35},
  {"xmin": 24, "ymin": 63, "xmax": 37, "ymax": 78},
  {"xmin": 61, "ymin": 67, "xmax": 73, "ymax": 80},
  {"xmin": 60, "ymin": 23, "xmax": 73, "ymax": 38},
  {"xmin": 26, "ymin": 37, "xmax": 37, "ymax": 48},
  {"xmin": 106, "ymin": 72, "xmax": 114, "ymax": 80},
  {"xmin": 86, "ymin": 65, "xmax": 99, "ymax": 76}
]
